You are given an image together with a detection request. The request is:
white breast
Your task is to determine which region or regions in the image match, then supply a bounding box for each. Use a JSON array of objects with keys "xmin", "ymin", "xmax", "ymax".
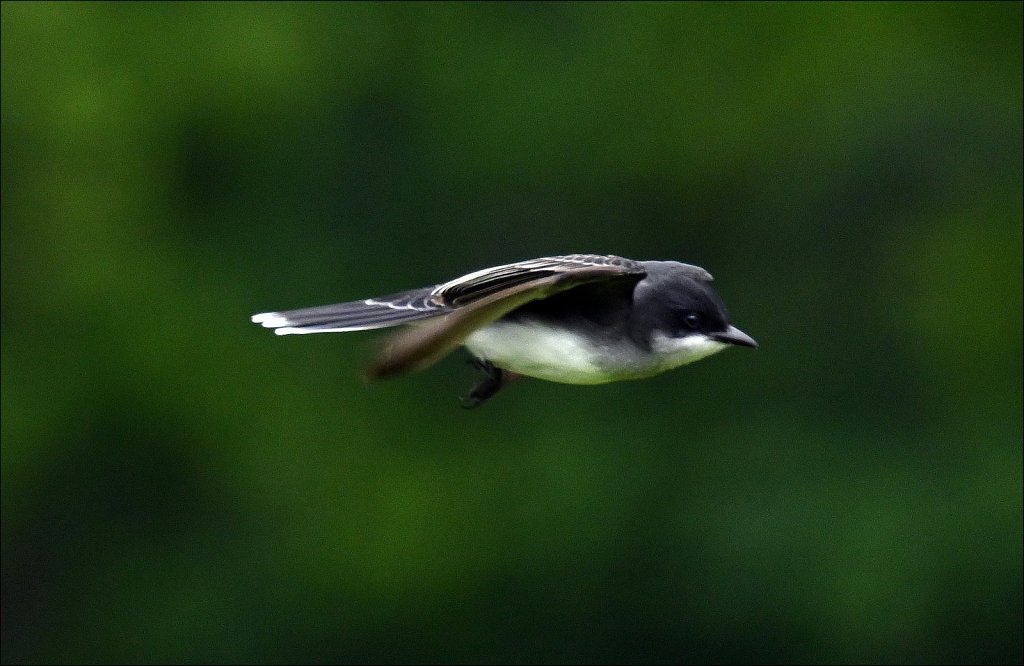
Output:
[
  {"xmin": 464, "ymin": 321, "xmax": 633, "ymax": 384},
  {"xmin": 464, "ymin": 323, "xmax": 730, "ymax": 385}
]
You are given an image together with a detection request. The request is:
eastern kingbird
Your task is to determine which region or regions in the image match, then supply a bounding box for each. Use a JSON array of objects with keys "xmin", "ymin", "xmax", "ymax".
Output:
[{"xmin": 252, "ymin": 254, "xmax": 757, "ymax": 407}]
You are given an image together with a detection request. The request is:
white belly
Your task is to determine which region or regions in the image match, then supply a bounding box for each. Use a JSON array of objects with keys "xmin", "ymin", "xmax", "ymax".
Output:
[
  {"xmin": 463, "ymin": 321, "xmax": 627, "ymax": 384},
  {"xmin": 463, "ymin": 322, "xmax": 730, "ymax": 385}
]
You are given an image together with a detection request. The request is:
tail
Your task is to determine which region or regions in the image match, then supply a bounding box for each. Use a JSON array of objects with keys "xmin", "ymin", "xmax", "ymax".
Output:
[{"xmin": 251, "ymin": 286, "xmax": 445, "ymax": 335}]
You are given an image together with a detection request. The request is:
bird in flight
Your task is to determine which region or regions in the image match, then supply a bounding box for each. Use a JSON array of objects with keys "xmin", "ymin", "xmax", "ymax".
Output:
[{"xmin": 252, "ymin": 254, "xmax": 756, "ymax": 407}]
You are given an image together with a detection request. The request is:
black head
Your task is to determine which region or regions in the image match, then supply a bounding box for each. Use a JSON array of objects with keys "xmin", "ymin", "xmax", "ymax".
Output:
[{"xmin": 632, "ymin": 261, "xmax": 757, "ymax": 349}]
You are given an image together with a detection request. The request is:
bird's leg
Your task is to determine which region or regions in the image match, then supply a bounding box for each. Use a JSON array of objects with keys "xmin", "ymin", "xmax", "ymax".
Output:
[{"xmin": 460, "ymin": 358, "xmax": 519, "ymax": 409}]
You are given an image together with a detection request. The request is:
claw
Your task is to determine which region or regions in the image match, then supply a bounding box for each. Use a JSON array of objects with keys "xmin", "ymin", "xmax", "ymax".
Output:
[{"xmin": 460, "ymin": 359, "xmax": 514, "ymax": 408}]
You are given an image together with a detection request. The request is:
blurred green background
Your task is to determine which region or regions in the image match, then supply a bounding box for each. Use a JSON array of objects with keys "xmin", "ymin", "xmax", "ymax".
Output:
[{"xmin": 2, "ymin": 2, "xmax": 1021, "ymax": 664}]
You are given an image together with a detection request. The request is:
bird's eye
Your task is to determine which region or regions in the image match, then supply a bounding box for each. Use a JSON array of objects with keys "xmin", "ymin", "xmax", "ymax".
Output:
[{"xmin": 683, "ymin": 312, "xmax": 702, "ymax": 330}]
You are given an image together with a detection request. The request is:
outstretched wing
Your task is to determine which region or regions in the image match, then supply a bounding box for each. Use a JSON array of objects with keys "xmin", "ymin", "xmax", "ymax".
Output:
[
  {"xmin": 365, "ymin": 255, "xmax": 647, "ymax": 380},
  {"xmin": 433, "ymin": 254, "xmax": 645, "ymax": 306},
  {"xmin": 251, "ymin": 254, "xmax": 645, "ymax": 336}
]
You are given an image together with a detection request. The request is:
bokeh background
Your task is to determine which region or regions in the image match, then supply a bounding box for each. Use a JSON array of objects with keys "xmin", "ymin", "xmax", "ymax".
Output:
[{"xmin": 2, "ymin": 2, "xmax": 1021, "ymax": 664}]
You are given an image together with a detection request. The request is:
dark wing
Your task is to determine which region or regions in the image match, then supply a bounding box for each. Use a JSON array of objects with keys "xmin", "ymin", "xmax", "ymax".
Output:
[
  {"xmin": 365, "ymin": 255, "xmax": 647, "ymax": 380},
  {"xmin": 251, "ymin": 254, "xmax": 645, "ymax": 336},
  {"xmin": 433, "ymin": 254, "xmax": 645, "ymax": 306}
]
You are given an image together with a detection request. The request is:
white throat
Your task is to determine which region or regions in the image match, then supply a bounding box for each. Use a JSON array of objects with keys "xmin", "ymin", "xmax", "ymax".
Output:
[{"xmin": 648, "ymin": 332, "xmax": 728, "ymax": 371}]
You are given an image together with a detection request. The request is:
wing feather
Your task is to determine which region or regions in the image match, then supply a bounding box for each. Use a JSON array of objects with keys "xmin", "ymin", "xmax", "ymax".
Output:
[
  {"xmin": 251, "ymin": 253, "xmax": 650, "ymax": 373},
  {"xmin": 365, "ymin": 260, "xmax": 646, "ymax": 380},
  {"xmin": 252, "ymin": 254, "xmax": 646, "ymax": 336},
  {"xmin": 435, "ymin": 254, "xmax": 644, "ymax": 306}
]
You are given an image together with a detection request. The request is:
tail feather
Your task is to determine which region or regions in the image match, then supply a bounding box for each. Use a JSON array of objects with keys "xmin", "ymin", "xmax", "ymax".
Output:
[{"xmin": 252, "ymin": 286, "xmax": 445, "ymax": 334}]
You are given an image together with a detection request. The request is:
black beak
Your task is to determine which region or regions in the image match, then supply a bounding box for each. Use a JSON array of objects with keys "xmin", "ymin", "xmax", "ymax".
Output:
[{"xmin": 713, "ymin": 325, "xmax": 758, "ymax": 348}]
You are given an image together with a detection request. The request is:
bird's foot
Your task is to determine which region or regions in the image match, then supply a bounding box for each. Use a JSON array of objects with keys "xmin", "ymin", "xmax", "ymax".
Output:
[{"xmin": 460, "ymin": 359, "xmax": 517, "ymax": 409}]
